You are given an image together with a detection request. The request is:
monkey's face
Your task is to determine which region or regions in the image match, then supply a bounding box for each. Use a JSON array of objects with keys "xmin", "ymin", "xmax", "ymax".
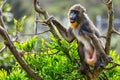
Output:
[
  {"xmin": 69, "ymin": 10, "xmax": 79, "ymax": 23},
  {"xmin": 69, "ymin": 4, "xmax": 86, "ymax": 23}
]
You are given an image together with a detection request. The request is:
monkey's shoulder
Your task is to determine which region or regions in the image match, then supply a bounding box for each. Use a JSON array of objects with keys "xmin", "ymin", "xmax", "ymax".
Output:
[
  {"xmin": 80, "ymin": 21, "xmax": 93, "ymax": 33},
  {"xmin": 79, "ymin": 21, "xmax": 100, "ymax": 37}
]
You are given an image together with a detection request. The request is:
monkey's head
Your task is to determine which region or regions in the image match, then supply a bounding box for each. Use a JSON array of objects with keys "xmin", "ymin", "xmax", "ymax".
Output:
[{"xmin": 68, "ymin": 4, "xmax": 86, "ymax": 24}]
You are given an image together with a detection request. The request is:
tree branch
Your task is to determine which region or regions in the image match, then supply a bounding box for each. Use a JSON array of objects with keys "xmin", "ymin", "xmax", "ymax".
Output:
[
  {"xmin": 0, "ymin": 45, "xmax": 6, "ymax": 54},
  {"xmin": 0, "ymin": 0, "xmax": 8, "ymax": 10},
  {"xmin": 112, "ymin": 29, "xmax": 120, "ymax": 36},
  {"xmin": 100, "ymin": 35, "xmax": 107, "ymax": 39},
  {"xmin": 33, "ymin": 0, "xmax": 48, "ymax": 19},
  {"xmin": 0, "ymin": 0, "xmax": 8, "ymax": 29},
  {"xmin": 33, "ymin": 0, "xmax": 61, "ymax": 41},
  {"xmin": 104, "ymin": 61, "xmax": 120, "ymax": 70},
  {"xmin": 103, "ymin": 0, "xmax": 112, "ymax": 4},
  {"xmin": 34, "ymin": 12, "xmax": 39, "ymax": 35},
  {"xmin": 104, "ymin": 0, "xmax": 114, "ymax": 55},
  {"xmin": 19, "ymin": 29, "xmax": 50, "ymax": 36}
]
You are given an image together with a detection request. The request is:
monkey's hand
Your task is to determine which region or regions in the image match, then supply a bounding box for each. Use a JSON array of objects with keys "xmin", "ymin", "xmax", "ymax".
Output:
[
  {"xmin": 45, "ymin": 16, "xmax": 55, "ymax": 25},
  {"xmin": 106, "ymin": 55, "xmax": 113, "ymax": 62}
]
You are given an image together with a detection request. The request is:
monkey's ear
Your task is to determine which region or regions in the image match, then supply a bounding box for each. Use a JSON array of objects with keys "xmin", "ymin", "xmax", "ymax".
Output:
[
  {"xmin": 81, "ymin": 6, "xmax": 86, "ymax": 13},
  {"xmin": 77, "ymin": 4, "xmax": 86, "ymax": 13}
]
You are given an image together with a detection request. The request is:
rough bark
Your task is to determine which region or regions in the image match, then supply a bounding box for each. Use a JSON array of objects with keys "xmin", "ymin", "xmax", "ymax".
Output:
[{"xmin": 105, "ymin": 1, "xmax": 114, "ymax": 55}]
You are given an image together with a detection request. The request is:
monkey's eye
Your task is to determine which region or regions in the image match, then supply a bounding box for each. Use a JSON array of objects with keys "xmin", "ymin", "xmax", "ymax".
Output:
[{"xmin": 70, "ymin": 10, "xmax": 79, "ymax": 14}]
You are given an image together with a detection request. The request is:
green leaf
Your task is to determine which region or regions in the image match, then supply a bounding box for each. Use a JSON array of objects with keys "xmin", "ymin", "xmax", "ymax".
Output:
[{"xmin": 14, "ymin": 16, "xmax": 26, "ymax": 32}]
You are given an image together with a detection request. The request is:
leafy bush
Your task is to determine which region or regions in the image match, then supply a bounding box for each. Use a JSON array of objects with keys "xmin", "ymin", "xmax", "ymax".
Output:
[
  {"xmin": 24, "ymin": 36, "xmax": 82, "ymax": 80},
  {"xmin": 106, "ymin": 51, "xmax": 120, "ymax": 80},
  {"xmin": 0, "ymin": 36, "xmax": 120, "ymax": 80},
  {"xmin": 0, "ymin": 63, "xmax": 28, "ymax": 80},
  {"xmin": 14, "ymin": 36, "xmax": 37, "ymax": 52}
]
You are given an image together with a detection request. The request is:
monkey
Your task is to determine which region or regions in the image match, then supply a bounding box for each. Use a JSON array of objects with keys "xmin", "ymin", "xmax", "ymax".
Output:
[{"xmin": 46, "ymin": 4, "xmax": 109, "ymax": 74}]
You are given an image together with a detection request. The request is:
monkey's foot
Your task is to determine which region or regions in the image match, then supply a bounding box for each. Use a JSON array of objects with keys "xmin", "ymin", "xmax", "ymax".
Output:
[
  {"xmin": 106, "ymin": 56, "xmax": 113, "ymax": 62},
  {"xmin": 94, "ymin": 62, "xmax": 105, "ymax": 69},
  {"xmin": 79, "ymin": 64, "xmax": 90, "ymax": 74}
]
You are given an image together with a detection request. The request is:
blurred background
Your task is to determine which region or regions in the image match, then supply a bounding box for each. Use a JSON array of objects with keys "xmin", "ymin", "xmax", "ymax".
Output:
[{"xmin": 0, "ymin": 0, "xmax": 120, "ymax": 72}]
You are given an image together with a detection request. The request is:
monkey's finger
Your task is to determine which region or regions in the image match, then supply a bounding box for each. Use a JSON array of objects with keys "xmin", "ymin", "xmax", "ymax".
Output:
[{"xmin": 43, "ymin": 16, "xmax": 54, "ymax": 25}]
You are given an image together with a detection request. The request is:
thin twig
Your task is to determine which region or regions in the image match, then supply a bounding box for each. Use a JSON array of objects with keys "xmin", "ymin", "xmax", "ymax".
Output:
[
  {"xmin": 35, "ymin": 20, "xmax": 44, "ymax": 23},
  {"xmin": 0, "ymin": 0, "xmax": 8, "ymax": 28},
  {"xmin": 104, "ymin": 62, "xmax": 120, "ymax": 70},
  {"xmin": 0, "ymin": 0, "xmax": 8, "ymax": 10},
  {"xmin": 19, "ymin": 30, "xmax": 50, "ymax": 36},
  {"xmin": 0, "ymin": 45, "xmax": 6, "ymax": 53},
  {"xmin": 100, "ymin": 35, "xmax": 107, "ymax": 39},
  {"xmin": 34, "ymin": 12, "xmax": 39, "ymax": 35},
  {"xmin": 112, "ymin": 29, "xmax": 120, "ymax": 36},
  {"xmin": 35, "ymin": 20, "xmax": 49, "ymax": 26}
]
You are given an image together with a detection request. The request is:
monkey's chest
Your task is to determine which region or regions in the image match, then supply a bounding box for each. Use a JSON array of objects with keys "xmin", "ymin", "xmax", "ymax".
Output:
[{"xmin": 72, "ymin": 29, "xmax": 92, "ymax": 50}]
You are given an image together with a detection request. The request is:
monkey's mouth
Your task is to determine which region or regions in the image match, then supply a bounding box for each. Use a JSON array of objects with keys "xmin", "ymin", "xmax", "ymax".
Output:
[{"xmin": 70, "ymin": 19, "xmax": 75, "ymax": 23}]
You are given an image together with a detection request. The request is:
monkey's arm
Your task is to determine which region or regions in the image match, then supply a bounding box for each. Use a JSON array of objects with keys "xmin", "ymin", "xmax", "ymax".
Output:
[{"xmin": 49, "ymin": 18, "xmax": 75, "ymax": 42}]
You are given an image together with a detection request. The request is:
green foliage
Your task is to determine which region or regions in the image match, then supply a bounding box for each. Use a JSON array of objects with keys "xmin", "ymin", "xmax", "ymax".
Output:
[
  {"xmin": 14, "ymin": 36, "xmax": 37, "ymax": 52},
  {"xmin": 0, "ymin": 36, "xmax": 120, "ymax": 80},
  {"xmin": 0, "ymin": 69, "xmax": 8, "ymax": 80},
  {"xmin": 0, "ymin": 63, "xmax": 28, "ymax": 80},
  {"xmin": 8, "ymin": 63, "xmax": 28, "ymax": 80},
  {"xmin": 106, "ymin": 50, "xmax": 120, "ymax": 80},
  {"xmin": 24, "ymin": 36, "xmax": 82, "ymax": 80},
  {"xmin": 14, "ymin": 16, "xmax": 26, "ymax": 32}
]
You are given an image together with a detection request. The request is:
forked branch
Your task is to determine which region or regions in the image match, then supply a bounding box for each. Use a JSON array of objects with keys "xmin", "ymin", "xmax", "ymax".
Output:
[
  {"xmin": 104, "ymin": 0, "xmax": 114, "ymax": 55},
  {"xmin": 104, "ymin": 0, "xmax": 120, "ymax": 54},
  {"xmin": 33, "ymin": 0, "xmax": 61, "ymax": 40},
  {"xmin": 34, "ymin": 0, "xmax": 48, "ymax": 19}
]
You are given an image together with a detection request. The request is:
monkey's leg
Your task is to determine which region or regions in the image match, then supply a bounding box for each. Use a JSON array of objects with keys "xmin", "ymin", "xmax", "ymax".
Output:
[
  {"xmin": 94, "ymin": 57, "xmax": 105, "ymax": 69},
  {"xmin": 78, "ymin": 42, "xmax": 90, "ymax": 74},
  {"xmin": 79, "ymin": 62, "xmax": 90, "ymax": 74},
  {"xmin": 94, "ymin": 52, "xmax": 107, "ymax": 69}
]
